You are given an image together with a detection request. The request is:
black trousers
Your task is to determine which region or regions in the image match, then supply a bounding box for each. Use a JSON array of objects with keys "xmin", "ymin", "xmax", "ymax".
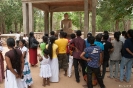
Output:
[
  {"xmin": 102, "ymin": 61, "xmax": 108, "ymax": 79},
  {"xmin": 73, "ymin": 58, "xmax": 87, "ymax": 81},
  {"xmin": 87, "ymin": 66, "xmax": 105, "ymax": 88}
]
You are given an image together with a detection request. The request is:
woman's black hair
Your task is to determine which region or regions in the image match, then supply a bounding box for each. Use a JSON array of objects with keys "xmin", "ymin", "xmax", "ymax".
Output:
[
  {"xmin": 19, "ymin": 39, "xmax": 27, "ymax": 47},
  {"xmin": 29, "ymin": 32, "xmax": 34, "ymax": 47},
  {"xmin": 43, "ymin": 49, "xmax": 49, "ymax": 55},
  {"xmin": 42, "ymin": 36, "xmax": 48, "ymax": 43},
  {"xmin": 127, "ymin": 29, "xmax": 133, "ymax": 43},
  {"xmin": 7, "ymin": 38, "xmax": 22, "ymax": 76},
  {"xmin": 95, "ymin": 33, "xmax": 102, "ymax": 42},
  {"xmin": 114, "ymin": 32, "xmax": 120, "ymax": 42},
  {"xmin": 48, "ymin": 37, "xmax": 55, "ymax": 59},
  {"xmin": 29, "ymin": 32, "xmax": 34, "ymax": 37}
]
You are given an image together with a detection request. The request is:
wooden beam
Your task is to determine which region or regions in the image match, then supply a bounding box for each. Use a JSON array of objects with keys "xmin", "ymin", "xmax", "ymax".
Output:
[
  {"xmin": 92, "ymin": 0, "xmax": 96, "ymax": 36},
  {"xmin": 50, "ymin": 12, "xmax": 53, "ymax": 32},
  {"xmin": 22, "ymin": 0, "xmax": 84, "ymax": 3},
  {"xmin": 33, "ymin": 3, "xmax": 49, "ymax": 11},
  {"xmin": 44, "ymin": 11, "xmax": 49, "ymax": 34},
  {"xmin": 50, "ymin": 6, "xmax": 91, "ymax": 12},
  {"xmin": 84, "ymin": 0, "xmax": 89, "ymax": 38}
]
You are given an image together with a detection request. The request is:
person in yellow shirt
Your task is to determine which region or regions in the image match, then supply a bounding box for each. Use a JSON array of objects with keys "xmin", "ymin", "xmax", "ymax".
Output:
[
  {"xmin": 46, "ymin": 37, "xmax": 59, "ymax": 82},
  {"xmin": 55, "ymin": 31, "xmax": 68, "ymax": 76}
]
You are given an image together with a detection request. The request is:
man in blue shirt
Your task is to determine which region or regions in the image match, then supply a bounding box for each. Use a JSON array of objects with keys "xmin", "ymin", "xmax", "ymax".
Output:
[
  {"xmin": 80, "ymin": 36, "xmax": 105, "ymax": 88},
  {"xmin": 94, "ymin": 33, "xmax": 104, "ymax": 51}
]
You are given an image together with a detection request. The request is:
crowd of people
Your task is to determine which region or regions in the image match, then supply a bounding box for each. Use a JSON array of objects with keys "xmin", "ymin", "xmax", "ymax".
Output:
[{"xmin": 0, "ymin": 29, "xmax": 133, "ymax": 88}]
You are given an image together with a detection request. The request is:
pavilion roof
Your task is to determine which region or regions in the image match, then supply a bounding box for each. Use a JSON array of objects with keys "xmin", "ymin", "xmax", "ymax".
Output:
[{"xmin": 22, "ymin": 0, "xmax": 92, "ymax": 12}]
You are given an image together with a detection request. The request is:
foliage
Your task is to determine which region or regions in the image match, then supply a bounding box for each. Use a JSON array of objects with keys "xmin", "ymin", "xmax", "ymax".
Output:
[
  {"xmin": 97, "ymin": 0, "xmax": 133, "ymax": 31},
  {"xmin": 0, "ymin": 0, "xmax": 22, "ymax": 33}
]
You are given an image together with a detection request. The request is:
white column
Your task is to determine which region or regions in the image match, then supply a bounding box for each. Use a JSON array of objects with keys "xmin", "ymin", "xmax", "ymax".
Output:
[
  {"xmin": 28, "ymin": 2, "xmax": 34, "ymax": 33},
  {"xmin": 22, "ymin": 2, "xmax": 29, "ymax": 34}
]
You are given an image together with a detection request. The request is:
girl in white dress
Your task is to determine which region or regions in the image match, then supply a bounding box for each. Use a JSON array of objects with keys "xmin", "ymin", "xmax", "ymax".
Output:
[
  {"xmin": 19, "ymin": 40, "xmax": 33, "ymax": 88},
  {"xmin": 38, "ymin": 49, "xmax": 52, "ymax": 86}
]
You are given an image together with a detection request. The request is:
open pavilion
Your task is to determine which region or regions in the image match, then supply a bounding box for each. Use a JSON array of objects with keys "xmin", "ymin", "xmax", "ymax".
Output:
[{"xmin": 21, "ymin": 0, "xmax": 97, "ymax": 36}]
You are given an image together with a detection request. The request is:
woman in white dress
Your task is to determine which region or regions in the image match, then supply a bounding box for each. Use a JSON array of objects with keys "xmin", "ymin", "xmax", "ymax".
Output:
[
  {"xmin": 38, "ymin": 49, "xmax": 52, "ymax": 86},
  {"xmin": 19, "ymin": 40, "xmax": 33, "ymax": 88},
  {"xmin": 5, "ymin": 38, "xmax": 25, "ymax": 88},
  {"xmin": 46, "ymin": 37, "xmax": 59, "ymax": 82}
]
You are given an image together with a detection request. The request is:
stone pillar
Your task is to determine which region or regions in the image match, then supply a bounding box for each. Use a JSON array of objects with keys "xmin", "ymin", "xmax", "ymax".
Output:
[
  {"xmin": 92, "ymin": 0, "xmax": 96, "ymax": 36},
  {"xmin": 84, "ymin": 0, "xmax": 89, "ymax": 38},
  {"xmin": 50, "ymin": 12, "xmax": 53, "ymax": 32},
  {"xmin": 28, "ymin": 2, "xmax": 34, "ymax": 33},
  {"xmin": 44, "ymin": 11, "xmax": 49, "ymax": 34},
  {"xmin": 22, "ymin": 2, "xmax": 29, "ymax": 34}
]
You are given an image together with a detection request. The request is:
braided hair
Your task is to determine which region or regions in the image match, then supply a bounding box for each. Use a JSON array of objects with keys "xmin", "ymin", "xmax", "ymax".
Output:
[{"xmin": 48, "ymin": 37, "xmax": 56, "ymax": 60}]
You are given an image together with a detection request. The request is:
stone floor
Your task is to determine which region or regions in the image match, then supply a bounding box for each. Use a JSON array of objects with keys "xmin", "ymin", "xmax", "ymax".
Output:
[{"xmin": 0, "ymin": 47, "xmax": 133, "ymax": 88}]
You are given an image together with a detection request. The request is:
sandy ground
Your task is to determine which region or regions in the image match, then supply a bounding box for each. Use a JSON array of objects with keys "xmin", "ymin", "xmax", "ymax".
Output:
[{"xmin": 0, "ymin": 47, "xmax": 133, "ymax": 88}]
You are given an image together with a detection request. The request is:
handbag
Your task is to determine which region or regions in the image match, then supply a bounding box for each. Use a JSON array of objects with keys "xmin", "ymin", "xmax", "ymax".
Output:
[{"xmin": 30, "ymin": 38, "xmax": 38, "ymax": 48}]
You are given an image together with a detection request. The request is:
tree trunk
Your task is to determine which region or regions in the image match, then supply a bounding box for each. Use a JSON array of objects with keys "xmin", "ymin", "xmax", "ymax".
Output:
[
  {"xmin": 2, "ymin": 22, "xmax": 6, "ymax": 34},
  {"xmin": 115, "ymin": 20, "xmax": 119, "ymax": 31},
  {"xmin": 20, "ymin": 23, "xmax": 22, "ymax": 32},
  {"xmin": 127, "ymin": 20, "xmax": 131, "ymax": 31},
  {"xmin": 123, "ymin": 20, "xmax": 126, "ymax": 31}
]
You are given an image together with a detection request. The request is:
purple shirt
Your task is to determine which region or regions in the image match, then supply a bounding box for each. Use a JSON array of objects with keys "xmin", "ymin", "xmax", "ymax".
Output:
[{"xmin": 71, "ymin": 37, "xmax": 85, "ymax": 59}]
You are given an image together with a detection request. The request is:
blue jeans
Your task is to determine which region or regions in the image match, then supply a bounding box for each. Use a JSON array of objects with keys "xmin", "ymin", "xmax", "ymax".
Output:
[
  {"xmin": 120, "ymin": 57, "xmax": 133, "ymax": 82},
  {"xmin": 109, "ymin": 60, "xmax": 119, "ymax": 78}
]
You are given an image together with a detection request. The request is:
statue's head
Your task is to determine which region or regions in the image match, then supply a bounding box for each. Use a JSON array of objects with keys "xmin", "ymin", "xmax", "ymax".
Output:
[{"xmin": 64, "ymin": 13, "xmax": 69, "ymax": 19}]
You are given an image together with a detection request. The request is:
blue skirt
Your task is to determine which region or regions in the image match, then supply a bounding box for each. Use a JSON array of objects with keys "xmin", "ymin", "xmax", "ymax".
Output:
[{"xmin": 23, "ymin": 62, "xmax": 33, "ymax": 86}]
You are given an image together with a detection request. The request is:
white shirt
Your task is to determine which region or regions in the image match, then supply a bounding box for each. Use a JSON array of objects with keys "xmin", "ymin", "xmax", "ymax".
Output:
[
  {"xmin": 120, "ymin": 35, "xmax": 125, "ymax": 44},
  {"xmin": 15, "ymin": 34, "xmax": 20, "ymax": 41},
  {"xmin": 20, "ymin": 46, "xmax": 28, "ymax": 63},
  {"xmin": 23, "ymin": 37, "xmax": 28, "ymax": 42}
]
